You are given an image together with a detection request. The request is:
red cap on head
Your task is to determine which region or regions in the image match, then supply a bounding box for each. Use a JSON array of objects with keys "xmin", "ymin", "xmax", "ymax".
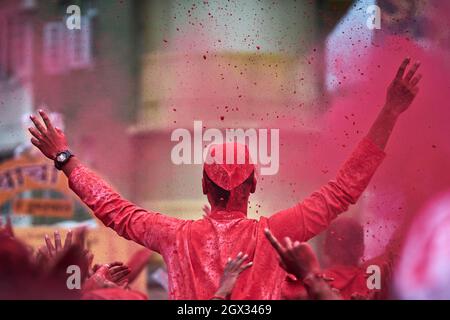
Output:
[{"xmin": 203, "ymin": 142, "xmax": 255, "ymax": 191}]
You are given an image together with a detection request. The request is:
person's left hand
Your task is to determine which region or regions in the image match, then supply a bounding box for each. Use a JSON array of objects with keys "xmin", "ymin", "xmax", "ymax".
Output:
[
  {"xmin": 28, "ymin": 109, "xmax": 69, "ymax": 160},
  {"xmin": 214, "ymin": 252, "xmax": 253, "ymax": 299}
]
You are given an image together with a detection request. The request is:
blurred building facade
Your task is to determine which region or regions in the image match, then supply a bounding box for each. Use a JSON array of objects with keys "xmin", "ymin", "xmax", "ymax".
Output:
[
  {"xmin": 130, "ymin": 0, "xmax": 354, "ymax": 219},
  {"xmin": 0, "ymin": 0, "xmax": 139, "ymax": 193},
  {"xmin": 0, "ymin": 0, "xmax": 358, "ymax": 220}
]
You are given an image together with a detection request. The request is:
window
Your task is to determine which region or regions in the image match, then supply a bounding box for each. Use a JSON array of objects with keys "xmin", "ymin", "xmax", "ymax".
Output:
[
  {"xmin": 42, "ymin": 21, "xmax": 65, "ymax": 74},
  {"xmin": 42, "ymin": 15, "xmax": 93, "ymax": 75},
  {"xmin": 0, "ymin": 13, "xmax": 33, "ymax": 81},
  {"xmin": 67, "ymin": 16, "xmax": 93, "ymax": 69}
]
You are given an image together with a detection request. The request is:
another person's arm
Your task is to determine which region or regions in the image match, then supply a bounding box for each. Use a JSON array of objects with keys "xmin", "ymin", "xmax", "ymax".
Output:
[
  {"xmin": 269, "ymin": 58, "xmax": 422, "ymax": 241},
  {"xmin": 28, "ymin": 110, "xmax": 183, "ymax": 252}
]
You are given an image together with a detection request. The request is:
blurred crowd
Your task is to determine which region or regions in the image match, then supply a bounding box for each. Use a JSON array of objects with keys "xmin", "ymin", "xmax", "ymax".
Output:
[
  {"xmin": 2, "ymin": 189, "xmax": 450, "ymax": 300},
  {"xmin": 0, "ymin": 218, "xmax": 151, "ymax": 300}
]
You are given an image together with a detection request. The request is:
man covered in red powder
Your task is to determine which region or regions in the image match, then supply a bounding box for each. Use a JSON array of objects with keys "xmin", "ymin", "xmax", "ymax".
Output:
[{"xmin": 27, "ymin": 58, "xmax": 421, "ymax": 299}]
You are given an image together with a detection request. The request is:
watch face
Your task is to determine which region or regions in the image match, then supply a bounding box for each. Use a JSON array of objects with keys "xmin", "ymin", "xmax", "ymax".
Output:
[{"xmin": 57, "ymin": 153, "xmax": 68, "ymax": 162}]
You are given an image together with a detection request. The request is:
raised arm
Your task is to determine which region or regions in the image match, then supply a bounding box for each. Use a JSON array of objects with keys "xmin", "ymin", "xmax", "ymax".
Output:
[
  {"xmin": 268, "ymin": 58, "xmax": 422, "ymax": 241},
  {"xmin": 28, "ymin": 110, "xmax": 183, "ymax": 253},
  {"xmin": 367, "ymin": 57, "xmax": 421, "ymax": 150}
]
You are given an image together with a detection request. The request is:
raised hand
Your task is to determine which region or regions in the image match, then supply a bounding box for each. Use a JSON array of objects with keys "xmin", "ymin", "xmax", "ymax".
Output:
[
  {"xmin": 214, "ymin": 252, "xmax": 253, "ymax": 299},
  {"xmin": 385, "ymin": 57, "xmax": 422, "ymax": 116},
  {"xmin": 264, "ymin": 228, "xmax": 320, "ymax": 280},
  {"xmin": 28, "ymin": 109, "xmax": 68, "ymax": 160},
  {"xmin": 36, "ymin": 228, "xmax": 92, "ymax": 262},
  {"xmin": 367, "ymin": 57, "xmax": 424, "ymax": 150},
  {"xmin": 38, "ymin": 230, "xmax": 73, "ymax": 259}
]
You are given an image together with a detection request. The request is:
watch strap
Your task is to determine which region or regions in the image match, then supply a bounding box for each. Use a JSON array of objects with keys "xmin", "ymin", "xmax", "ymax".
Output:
[{"xmin": 54, "ymin": 150, "xmax": 74, "ymax": 170}]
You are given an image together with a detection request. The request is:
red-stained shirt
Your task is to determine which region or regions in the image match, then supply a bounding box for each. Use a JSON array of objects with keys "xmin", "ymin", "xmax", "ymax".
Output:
[{"xmin": 68, "ymin": 138, "xmax": 385, "ymax": 300}]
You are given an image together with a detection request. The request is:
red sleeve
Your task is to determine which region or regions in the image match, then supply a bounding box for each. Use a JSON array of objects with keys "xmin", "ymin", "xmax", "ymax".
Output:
[
  {"xmin": 68, "ymin": 165, "xmax": 183, "ymax": 253},
  {"xmin": 268, "ymin": 137, "xmax": 386, "ymax": 241}
]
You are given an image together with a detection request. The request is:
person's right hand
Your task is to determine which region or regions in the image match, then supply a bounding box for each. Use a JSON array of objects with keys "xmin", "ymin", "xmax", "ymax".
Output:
[
  {"xmin": 264, "ymin": 228, "xmax": 320, "ymax": 280},
  {"xmin": 384, "ymin": 57, "xmax": 422, "ymax": 116},
  {"xmin": 28, "ymin": 109, "xmax": 68, "ymax": 160}
]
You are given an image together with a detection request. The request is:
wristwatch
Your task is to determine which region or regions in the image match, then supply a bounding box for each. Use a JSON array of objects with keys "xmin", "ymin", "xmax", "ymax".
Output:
[{"xmin": 54, "ymin": 150, "xmax": 74, "ymax": 170}]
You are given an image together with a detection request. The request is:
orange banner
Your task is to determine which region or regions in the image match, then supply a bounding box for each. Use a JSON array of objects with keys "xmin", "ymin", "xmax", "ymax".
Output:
[
  {"xmin": 13, "ymin": 198, "xmax": 73, "ymax": 217},
  {"xmin": 0, "ymin": 151, "xmax": 76, "ymax": 218}
]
